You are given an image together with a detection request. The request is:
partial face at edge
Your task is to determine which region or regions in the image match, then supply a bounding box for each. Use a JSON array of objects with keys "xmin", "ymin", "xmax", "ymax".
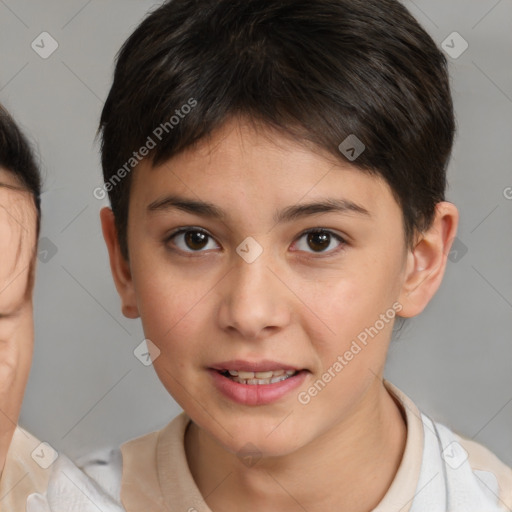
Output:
[
  {"xmin": 104, "ymin": 116, "xmax": 455, "ymax": 457},
  {"xmin": 0, "ymin": 168, "xmax": 38, "ymax": 316},
  {"xmin": 0, "ymin": 167, "xmax": 38, "ymax": 459}
]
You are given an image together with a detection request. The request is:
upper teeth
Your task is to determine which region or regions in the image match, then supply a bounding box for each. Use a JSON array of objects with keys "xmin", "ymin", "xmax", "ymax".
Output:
[{"xmin": 227, "ymin": 370, "xmax": 296, "ymax": 379}]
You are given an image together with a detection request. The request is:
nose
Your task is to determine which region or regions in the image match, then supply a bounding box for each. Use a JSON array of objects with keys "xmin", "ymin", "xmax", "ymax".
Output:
[{"xmin": 217, "ymin": 248, "xmax": 291, "ymax": 340}]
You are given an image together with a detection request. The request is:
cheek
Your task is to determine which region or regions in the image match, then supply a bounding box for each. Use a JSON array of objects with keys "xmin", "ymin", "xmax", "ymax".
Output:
[
  {"xmin": 134, "ymin": 275, "xmax": 202, "ymax": 403},
  {"xmin": 0, "ymin": 312, "xmax": 34, "ymax": 396},
  {"xmin": 314, "ymin": 259, "xmax": 398, "ymax": 326},
  {"xmin": 307, "ymin": 257, "xmax": 400, "ymax": 370},
  {"xmin": 131, "ymin": 259, "xmax": 209, "ymax": 363}
]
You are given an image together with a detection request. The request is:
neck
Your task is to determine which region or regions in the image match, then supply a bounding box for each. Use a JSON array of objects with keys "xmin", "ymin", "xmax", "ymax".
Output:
[{"xmin": 185, "ymin": 380, "xmax": 406, "ymax": 512}]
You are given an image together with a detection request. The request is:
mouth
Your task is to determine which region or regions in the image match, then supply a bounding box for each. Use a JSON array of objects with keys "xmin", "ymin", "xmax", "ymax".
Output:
[
  {"xmin": 208, "ymin": 359, "xmax": 309, "ymax": 405},
  {"xmin": 208, "ymin": 360, "xmax": 309, "ymax": 405},
  {"xmin": 216, "ymin": 368, "xmax": 299, "ymax": 385}
]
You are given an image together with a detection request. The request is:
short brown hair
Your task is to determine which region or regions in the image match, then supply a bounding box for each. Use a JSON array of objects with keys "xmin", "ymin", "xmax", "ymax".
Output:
[{"xmin": 99, "ymin": 0, "xmax": 455, "ymax": 260}]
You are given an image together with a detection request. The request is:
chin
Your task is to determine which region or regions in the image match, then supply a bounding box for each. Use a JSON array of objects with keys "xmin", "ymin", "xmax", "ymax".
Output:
[{"xmin": 212, "ymin": 418, "xmax": 309, "ymax": 459}]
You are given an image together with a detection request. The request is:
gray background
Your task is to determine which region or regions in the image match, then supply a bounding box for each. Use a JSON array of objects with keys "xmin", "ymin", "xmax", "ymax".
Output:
[{"xmin": 0, "ymin": 0, "xmax": 510, "ymax": 466}]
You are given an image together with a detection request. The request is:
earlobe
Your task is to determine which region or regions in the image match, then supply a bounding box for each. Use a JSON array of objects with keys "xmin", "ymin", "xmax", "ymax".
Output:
[
  {"xmin": 99, "ymin": 207, "xmax": 140, "ymax": 319},
  {"xmin": 398, "ymin": 202, "xmax": 459, "ymax": 318}
]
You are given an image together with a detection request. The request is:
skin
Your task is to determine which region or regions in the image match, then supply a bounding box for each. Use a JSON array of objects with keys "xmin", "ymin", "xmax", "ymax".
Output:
[
  {"xmin": 0, "ymin": 168, "xmax": 38, "ymax": 477},
  {"xmin": 101, "ymin": 116, "xmax": 458, "ymax": 511}
]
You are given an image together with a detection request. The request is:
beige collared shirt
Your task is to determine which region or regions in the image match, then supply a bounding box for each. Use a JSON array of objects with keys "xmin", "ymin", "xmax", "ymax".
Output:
[
  {"xmin": 119, "ymin": 382, "xmax": 512, "ymax": 511},
  {"xmin": 3, "ymin": 382, "xmax": 512, "ymax": 511}
]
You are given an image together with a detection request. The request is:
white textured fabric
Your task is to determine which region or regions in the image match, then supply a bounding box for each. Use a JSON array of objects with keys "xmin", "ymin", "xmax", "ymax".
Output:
[
  {"xmin": 407, "ymin": 416, "xmax": 505, "ymax": 512},
  {"xmin": 26, "ymin": 451, "xmax": 124, "ymax": 512}
]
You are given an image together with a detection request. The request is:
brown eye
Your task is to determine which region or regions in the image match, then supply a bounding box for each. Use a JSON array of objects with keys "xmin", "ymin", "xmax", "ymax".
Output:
[
  {"xmin": 184, "ymin": 230, "xmax": 208, "ymax": 250},
  {"xmin": 167, "ymin": 228, "xmax": 219, "ymax": 253},
  {"xmin": 293, "ymin": 229, "xmax": 345, "ymax": 254},
  {"xmin": 307, "ymin": 231, "xmax": 331, "ymax": 252}
]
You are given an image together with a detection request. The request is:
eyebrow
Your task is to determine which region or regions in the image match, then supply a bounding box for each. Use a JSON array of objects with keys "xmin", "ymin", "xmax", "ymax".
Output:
[{"xmin": 147, "ymin": 194, "xmax": 371, "ymax": 223}]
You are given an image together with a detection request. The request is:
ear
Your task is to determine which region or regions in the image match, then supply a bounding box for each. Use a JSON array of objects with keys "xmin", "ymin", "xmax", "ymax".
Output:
[
  {"xmin": 397, "ymin": 201, "xmax": 459, "ymax": 317},
  {"xmin": 100, "ymin": 207, "xmax": 140, "ymax": 319}
]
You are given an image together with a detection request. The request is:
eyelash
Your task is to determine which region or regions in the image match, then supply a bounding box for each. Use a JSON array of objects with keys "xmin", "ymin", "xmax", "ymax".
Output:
[{"xmin": 164, "ymin": 227, "xmax": 347, "ymax": 257}]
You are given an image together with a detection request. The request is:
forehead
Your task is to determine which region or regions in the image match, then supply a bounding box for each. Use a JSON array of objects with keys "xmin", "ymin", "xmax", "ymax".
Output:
[
  {"xmin": 130, "ymin": 117, "xmax": 398, "ymax": 220},
  {"xmin": 0, "ymin": 167, "xmax": 24, "ymax": 189},
  {"xmin": 0, "ymin": 167, "xmax": 37, "ymax": 228}
]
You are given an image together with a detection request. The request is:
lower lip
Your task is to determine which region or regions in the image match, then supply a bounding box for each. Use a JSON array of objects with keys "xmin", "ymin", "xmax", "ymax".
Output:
[{"xmin": 208, "ymin": 369, "xmax": 308, "ymax": 406}]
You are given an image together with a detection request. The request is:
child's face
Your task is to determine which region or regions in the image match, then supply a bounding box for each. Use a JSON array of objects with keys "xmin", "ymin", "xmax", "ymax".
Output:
[{"xmin": 104, "ymin": 117, "xmax": 434, "ymax": 456}]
